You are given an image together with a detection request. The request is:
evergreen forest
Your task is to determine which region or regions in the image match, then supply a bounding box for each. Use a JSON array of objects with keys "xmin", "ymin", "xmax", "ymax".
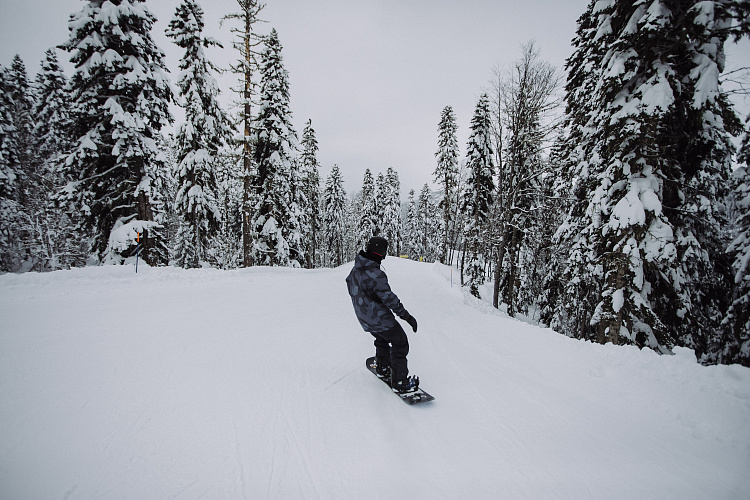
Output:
[{"xmin": 1, "ymin": 0, "xmax": 749, "ymax": 366}]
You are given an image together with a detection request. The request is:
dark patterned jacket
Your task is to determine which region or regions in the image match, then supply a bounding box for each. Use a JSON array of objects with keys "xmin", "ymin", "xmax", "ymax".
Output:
[{"xmin": 346, "ymin": 252, "xmax": 409, "ymax": 333}]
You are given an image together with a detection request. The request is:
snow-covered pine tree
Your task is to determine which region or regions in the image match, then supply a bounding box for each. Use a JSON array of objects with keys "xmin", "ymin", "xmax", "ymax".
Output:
[
  {"xmin": 34, "ymin": 50, "xmax": 73, "ymax": 167},
  {"xmin": 549, "ymin": 2, "xmax": 607, "ymax": 340},
  {"xmin": 740, "ymin": 115, "xmax": 749, "ymax": 168},
  {"xmin": 402, "ymin": 189, "xmax": 418, "ymax": 259},
  {"xmin": 5, "ymin": 56, "xmax": 39, "ymax": 271},
  {"xmin": 323, "ymin": 164, "xmax": 347, "ymax": 267},
  {"xmin": 32, "ymin": 49, "xmax": 84, "ymax": 270},
  {"xmin": 668, "ymin": 1, "xmax": 748, "ymax": 362},
  {"xmin": 300, "ymin": 119, "xmax": 321, "ymax": 268},
  {"xmin": 417, "ymin": 183, "xmax": 441, "ymax": 262},
  {"xmin": 723, "ymin": 164, "xmax": 750, "ymax": 366},
  {"xmin": 375, "ymin": 172, "xmax": 387, "ymax": 236},
  {"xmin": 343, "ymin": 194, "xmax": 360, "ymax": 262},
  {"xmin": 358, "ymin": 169, "xmax": 378, "ymax": 249},
  {"xmin": 381, "ymin": 167, "xmax": 402, "ymax": 255},
  {"xmin": 223, "ymin": 0, "xmax": 265, "ymax": 267},
  {"xmin": 554, "ymin": 0, "xmax": 747, "ymax": 356},
  {"xmin": 8, "ymin": 56, "xmax": 35, "ymax": 183},
  {"xmin": 61, "ymin": 0, "xmax": 173, "ymax": 266},
  {"xmin": 167, "ymin": 0, "xmax": 233, "ymax": 269},
  {"xmin": 213, "ymin": 148, "xmax": 243, "ymax": 269},
  {"xmin": 289, "ymin": 156, "xmax": 309, "ymax": 267},
  {"xmin": 250, "ymin": 28, "xmax": 301, "ymax": 267},
  {"xmin": 536, "ymin": 136, "xmax": 571, "ymax": 327},
  {"xmin": 462, "ymin": 93, "xmax": 495, "ymax": 298},
  {"xmin": 434, "ymin": 105, "xmax": 459, "ymax": 264},
  {"xmin": 0, "ymin": 66, "xmax": 25, "ymax": 272}
]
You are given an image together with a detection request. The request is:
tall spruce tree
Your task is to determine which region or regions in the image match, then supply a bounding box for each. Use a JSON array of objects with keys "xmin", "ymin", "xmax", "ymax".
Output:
[
  {"xmin": 548, "ymin": 2, "xmax": 607, "ymax": 340},
  {"xmin": 9, "ymin": 55, "xmax": 35, "ymax": 189},
  {"xmin": 5, "ymin": 57, "xmax": 38, "ymax": 270},
  {"xmin": 417, "ymin": 183, "xmax": 441, "ymax": 262},
  {"xmin": 723, "ymin": 165, "xmax": 750, "ymax": 366},
  {"xmin": 382, "ymin": 167, "xmax": 402, "ymax": 255},
  {"xmin": 223, "ymin": 0, "xmax": 264, "ymax": 267},
  {"xmin": 434, "ymin": 105, "xmax": 459, "ymax": 264},
  {"xmin": 167, "ymin": 0, "xmax": 232, "ymax": 268},
  {"xmin": 34, "ymin": 50, "xmax": 73, "ymax": 165},
  {"xmin": 554, "ymin": 0, "xmax": 748, "ymax": 356},
  {"xmin": 33, "ymin": 49, "xmax": 83, "ymax": 270},
  {"xmin": 250, "ymin": 28, "xmax": 302, "ymax": 267},
  {"xmin": 300, "ymin": 119, "xmax": 321, "ymax": 268},
  {"xmin": 323, "ymin": 164, "xmax": 347, "ymax": 266},
  {"xmin": 403, "ymin": 189, "xmax": 418, "ymax": 259},
  {"xmin": 0, "ymin": 66, "xmax": 24, "ymax": 272},
  {"xmin": 358, "ymin": 168, "xmax": 378, "ymax": 248},
  {"xmin": 462, "ymin": 93, "xmax": 495, "ymax": 298},
  {"xmin": 214, "ymin": 149, "xmax": 244, "ymax": 269},
  {"xmin": 61, "ymin": 0, "xmax": 173, "ymax": 265}
]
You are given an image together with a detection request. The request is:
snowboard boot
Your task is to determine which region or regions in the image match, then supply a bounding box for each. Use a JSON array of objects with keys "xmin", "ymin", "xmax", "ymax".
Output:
[
  {"xmin": 375, "ymin": 362, "xmax": 391, "ymax": 380},
  {"xmin": 392, "ymin": 375, "xmax": 419, "ymax": 393}
]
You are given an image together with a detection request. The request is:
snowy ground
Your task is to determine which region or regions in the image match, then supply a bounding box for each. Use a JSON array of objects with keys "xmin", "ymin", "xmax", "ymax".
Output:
[{"xmin": 1, "ymin": 258, "xmax": 749, "ymax": 499}]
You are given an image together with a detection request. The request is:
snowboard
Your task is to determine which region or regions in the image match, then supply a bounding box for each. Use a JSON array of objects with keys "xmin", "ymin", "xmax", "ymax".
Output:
[{"xmin": 366, "ymin": 357, "xmax": 435, "ymax": 405}]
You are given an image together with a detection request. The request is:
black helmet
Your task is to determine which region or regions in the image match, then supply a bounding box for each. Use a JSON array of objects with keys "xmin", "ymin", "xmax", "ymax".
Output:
[{"xmin": 366, "ymin": 236, "xmax": 388, "ymax": 257}]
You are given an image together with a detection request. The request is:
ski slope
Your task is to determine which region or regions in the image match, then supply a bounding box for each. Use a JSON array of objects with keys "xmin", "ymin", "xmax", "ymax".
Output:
[{"xmin": 1, "ymin": 258, "xmax": 749, "ymax": 499}]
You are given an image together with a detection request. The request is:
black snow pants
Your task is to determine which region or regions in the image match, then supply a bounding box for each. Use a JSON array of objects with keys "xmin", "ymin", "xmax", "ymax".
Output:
[{"xmin": 371, "ymin": 322, "xmax": 409, "ymax": 382}]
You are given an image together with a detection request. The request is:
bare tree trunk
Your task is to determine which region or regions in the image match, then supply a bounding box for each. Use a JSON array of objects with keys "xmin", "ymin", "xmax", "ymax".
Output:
[
  {"xmin": 224, "ymin": 1, "xmax": 264, "ymax": 268},
  {"xmin": 597, "ymin": 258, "xmax": 625, "ymax": 345},
  {"xmin": 135, "ymin": 190, "xmax": 155, "ymax": 265},
  {"xmin": 460, "ymin": 239, "xmax": 466, "ymax": 286},
  {"xmin": 492, "ymin": 223, "xmax": 508, "ymax": 309},
  {"xmin": 506, "ymin": 226, "xmax": 520, "ymax": 317},
  {"xmin": 241, "ymin": 12, "xmax": 254, "ymax": 268}
]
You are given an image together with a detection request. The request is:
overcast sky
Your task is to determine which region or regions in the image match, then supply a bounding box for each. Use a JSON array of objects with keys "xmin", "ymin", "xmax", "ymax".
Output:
[{"xmin": 1, "ymin": 0, "xmax": 749, "ymax": 196}]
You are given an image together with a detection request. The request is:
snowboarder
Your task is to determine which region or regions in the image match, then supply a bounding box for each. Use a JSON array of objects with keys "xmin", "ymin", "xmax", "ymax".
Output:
[{"xmin": 346, "ymin": 236, "xmax": 420, "ymax": 392}]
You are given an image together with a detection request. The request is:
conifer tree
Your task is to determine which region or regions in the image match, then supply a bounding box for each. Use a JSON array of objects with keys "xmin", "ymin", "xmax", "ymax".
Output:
[
  {"xmin": 548, "ymin": 2, "xmax": 606, "ymax": 340},
  {"xmin": 34, "ymin": 50, "xmax": 73, "ymax": 165},
  {"xmin": 250, "ymin": 28, "xmax": 301, "ymax": 267},
  {"xmin": 223, "ymin": 0, "xmax": 264, "ymax": 267},
  {"xmin": 403, "ymin": 189, "xmax": 418, "ymax": 259},
  {"xmin": 4, "ymin": 56, "xmax": 39, "ymax": 270},
  {"xmin": 462, "ymin": 93, "xmax": 495, "ymax": 298},
  {"xmin": 0, "ymin": 66, "xmax": 24, "ymax": 271},
  {"xmin": 723, "ymin": 165, "xmax": 750, "ymax": 366},
  {"xmin": 434, "ymin": 105, "xmax": 459, "ymax": 264},
  {"xmin": 8, "ymin": 55, "xmax": 35, "ymax": 182},
  {"xmin": 213, "ymin": 149, "xmax": 244, "ymax": 269},
  {"xmin": 323, "ymin": 164, "xmax": 347, "ymax": 266},
  {"xmin": 554, "ymin": 0, "xmax": 748, "ymax": 355},
  {"xmin": 32, "ymin": 49, "xmax": 83, "ymax": 269},
  {"xmin": 167, "ymin": 0, "xmax": 232, "ymax": 268},
  {"xmin": 300, "ymin": 119, "xmax": 321, "ymax": 267},
  {"xmin": 382, "ymin": 167, "xmax": 401, "ymax": 255},
  {"xmin": 358, "ymin": 169, "xmax": 378, "ymax": 248},
  {"xmin": 417, "ymin": 183, "xmax": 441, "ymax": 262},
  {"xmin": 61, "ymin": 0, "xmax": 173, "ymax": 265}
]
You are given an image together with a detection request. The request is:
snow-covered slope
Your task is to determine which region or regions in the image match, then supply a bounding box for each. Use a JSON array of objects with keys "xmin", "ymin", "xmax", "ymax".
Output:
[{"xmin": 1, "ymin": 259, "xmax": 748, "ymax": 499}]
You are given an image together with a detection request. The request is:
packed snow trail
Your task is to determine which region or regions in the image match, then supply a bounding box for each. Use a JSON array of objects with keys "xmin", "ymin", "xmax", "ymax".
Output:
[{"xmin": 1, "ymin": 259, "xmax": 749, "ymax": 499}]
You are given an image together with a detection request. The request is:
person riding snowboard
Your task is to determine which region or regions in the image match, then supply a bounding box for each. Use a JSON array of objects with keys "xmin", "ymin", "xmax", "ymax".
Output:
[{"xmin": 346, "ymin": 236, "xmax": 420, "ymax": 393}]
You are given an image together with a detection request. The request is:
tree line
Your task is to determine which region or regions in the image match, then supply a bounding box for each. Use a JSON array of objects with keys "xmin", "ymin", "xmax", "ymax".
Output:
[{"xmin": 0, "ymin": 0, "xmax": 749, "ymax": 366}]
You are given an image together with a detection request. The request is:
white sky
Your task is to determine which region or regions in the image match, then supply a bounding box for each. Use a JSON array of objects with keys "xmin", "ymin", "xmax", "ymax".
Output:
[{"xmin": 1, "ymin": 0, "xmax": 748, "ymax": 196}]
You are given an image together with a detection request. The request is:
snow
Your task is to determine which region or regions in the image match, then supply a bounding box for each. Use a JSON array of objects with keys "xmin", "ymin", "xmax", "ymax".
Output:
[
  {"xmin": 104, "ymin": 217, "xmax": 159, "ymax": 265},
  {"xmin": 1, "ymin": 259, "xmax": 749, "ymax": 499},
  {"xmin": 691, "ymin": 53, "xmax": 720, "ymax": 109}
]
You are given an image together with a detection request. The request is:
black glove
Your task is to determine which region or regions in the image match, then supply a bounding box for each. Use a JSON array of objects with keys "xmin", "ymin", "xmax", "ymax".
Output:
[{"xmin": 404, "ymin": 314, "xmax": 418, "ymax": 333}]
